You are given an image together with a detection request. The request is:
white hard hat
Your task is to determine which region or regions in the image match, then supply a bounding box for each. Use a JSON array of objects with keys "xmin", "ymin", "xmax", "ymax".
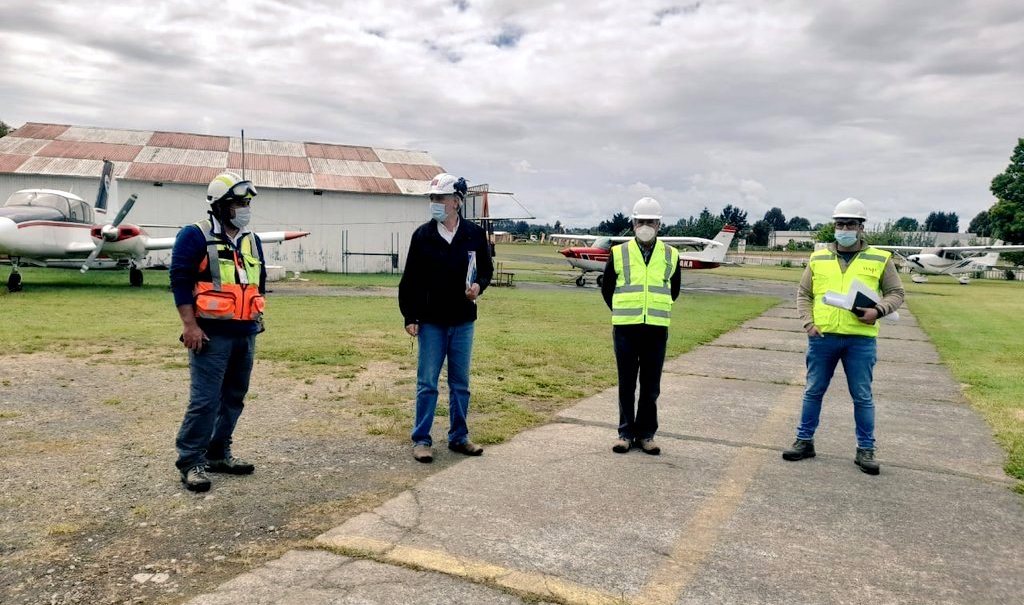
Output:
[
  {"xmin": 632, "ymin": 197, "xmax": 663, "ymax": 220},
  {"xmin": 207, "ymin": 172, "xmax": 257, "ymax": 204},
  {"xmin": 832, "ymin": 197, "xmax": 868, "ymax": 220},
  {"xmin": 426, "ymin": 173, "xmax": 468, "ymax": 199}
]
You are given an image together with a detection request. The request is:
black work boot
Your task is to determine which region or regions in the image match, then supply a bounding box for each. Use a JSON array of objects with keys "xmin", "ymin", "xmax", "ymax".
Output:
[
  {"xmin": 855, "ymin": 448, "xmax": 880, "ymax": 475},
  {"xmin": 782, "ymin": 439, "xmax": 816, "ymax": 461}
]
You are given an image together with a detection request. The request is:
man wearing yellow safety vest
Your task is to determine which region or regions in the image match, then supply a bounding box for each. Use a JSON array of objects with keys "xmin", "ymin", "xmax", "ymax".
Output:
[
  {"xmin": 601, "ymin": 197, "xmax": 680, "ymax": 455},
  {"xmin": 782, "ymin": 198, "xmax": 904, "ymax": 475},
  {"xmin": 170, "ymin": 172, "xmax": 266, "ymax": 492}
]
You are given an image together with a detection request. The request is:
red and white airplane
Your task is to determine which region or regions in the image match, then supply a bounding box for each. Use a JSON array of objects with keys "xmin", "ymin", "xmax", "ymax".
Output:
[
  {"xmin": 0, "ymin": 161, "xmax": 309, "ymax": 292},
  {"xmin": 550, "ymin": 226, "xmax": 736, "ymax": 286}
]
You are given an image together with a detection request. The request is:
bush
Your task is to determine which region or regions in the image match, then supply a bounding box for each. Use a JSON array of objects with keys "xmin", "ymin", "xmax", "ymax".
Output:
[
  {"xmin": 780, "ymin": 260, "xmax": 793, "ymax": 268},
  {"xmin": 1005, "ymin": 268, "xmax": 1017, "ymax": 281}
]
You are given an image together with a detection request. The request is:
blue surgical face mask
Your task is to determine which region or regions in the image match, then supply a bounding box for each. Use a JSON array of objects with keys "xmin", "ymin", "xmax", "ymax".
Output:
[
  {"xmin": 230, "ymin": 206, "xmax": 251, "ymax": 229},
  {"xmin": 835, "ymin": 230, "xmax": 859, "ymax": 247},
  {"xmin": 430, "ymin": 202, "xmax": 448, "ymax": 222}
]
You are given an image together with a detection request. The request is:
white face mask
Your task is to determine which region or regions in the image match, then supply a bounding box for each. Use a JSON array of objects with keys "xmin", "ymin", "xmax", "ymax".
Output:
[
  {"xmin": 429, "ymin": 202, "xmax": 448, "ymax": 222},
  {"xmin": 636, "ymin": 225, "xmax": 657, "ymax": 243},
  {"xmin": 230, "ymin": 207, "xmax": 251, "ymax": 229}
]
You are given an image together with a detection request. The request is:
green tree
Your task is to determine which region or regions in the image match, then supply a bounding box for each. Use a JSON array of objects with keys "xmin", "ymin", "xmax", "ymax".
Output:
[
  {"xmin": 924, "ymin": 211, "xmax": 959, "ymax": 232},
  {"xmin": 815, "ymin": 223, "xmax": 836, "ymax": 243},
  {"xmin": 0, "ymin": 120, "xmax": 9, "ymax": 138},
  {"xmin": 893, "ymin": 217, "xmax": 919, "ymax": 231},
  {"xmin": 967, "ymin": 211, "xmax": 992, "ymax": 237},
  {"xmin": 762, "ymin": 207, "xmax": 787, "ymax": 231},
  {"xmin": 719, "ymin": 204, "xmax": 749, "ymax": 237},
  {"xmin": 990, "ymin": 138, "xmax": 1024, "ymax": 244},
  {"xmin": 748, "ymin": 220, "xmax": 772, "ymax": 246},
  {"xmin": 597, "ymin": 212, "xmax": 631, "ymax": 236},
  {"xmin": 786, "ymin": 216, "xmax": 811, "ymax": 230}
]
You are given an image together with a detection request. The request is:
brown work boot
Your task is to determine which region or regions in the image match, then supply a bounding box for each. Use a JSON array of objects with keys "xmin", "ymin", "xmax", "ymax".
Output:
[
  {"xmin": 412, "ymin": 444, "xmax": 433, "ymax": 463},
  {"xmin": 206, "ymin": 456, "xmax": 255, "ymax": 475},
  {"xmin": 612, "ymin": 437, "xmax": 632, "ymax": 453},
  {"xmin": 181, "ymin": 465, "xmax": 211, "ymax": 492},
  {"xmin": 448, "ymin": 440, "xmax": 484, "ymax": 456},
  {"xmin": 639, "ymin": 438, "xmax": 661, "ymax": 455}
]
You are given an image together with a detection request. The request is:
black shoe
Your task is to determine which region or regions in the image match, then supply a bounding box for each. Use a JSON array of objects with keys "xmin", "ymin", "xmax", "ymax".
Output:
[
  {"xmin": 782, "ymin": 439, "xmax": 816, "ymax": 461},
  {"xmin": 612, "ymin": 437, "xmax": 632, "ymax": 453},
  {"xmin": 181, "ymin": 465, "xmax": 211, "ymax": 492},
  {"xmin": 448, "ymin": 440, "xmax": 484, "ymax": 456},
  {"xmin": 855, "ymin": 448, "xmax": 880, "ymax": 475},
  {"xmin": 206, "ymin": 456, "xmax": 255, "ymax": 475}
]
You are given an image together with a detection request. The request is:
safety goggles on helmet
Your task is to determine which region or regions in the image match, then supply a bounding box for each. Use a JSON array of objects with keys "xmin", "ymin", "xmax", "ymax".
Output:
[{"xmin": 216, "ymin": 180, "xmax": 257, "ymax": 204}]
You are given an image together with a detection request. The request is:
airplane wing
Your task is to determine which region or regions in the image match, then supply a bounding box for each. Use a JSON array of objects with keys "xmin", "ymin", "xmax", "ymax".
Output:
[
  {"xmin": 928, "ymin": 244, "xmax": 1024, "ymax": 253},
  {"xmin": 65, "ymin": 241, "xmax": 97, "ymax": 254},
  {"xmin": 550, "ymin": 233, "xmax": 600, "ymax": 242},
  {"xmin": 550, "ymin": 233, "xmax": 719, "ymax": 248},
  {"xmin": 874, "ymin": 245, "xmax": 925, "ymax": 252}
]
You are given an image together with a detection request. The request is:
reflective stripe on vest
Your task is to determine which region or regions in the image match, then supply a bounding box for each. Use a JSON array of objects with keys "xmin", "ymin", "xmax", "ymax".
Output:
[
  {"xmin": 193, "ymin": 219, "xmax": 265, "ymax": 321},
  {"xmin": 611, "ymin": 239, "xmax": 679, "ymax": 327},
  {"xmin": 809, "ymin": 246, "xmax": 890, "ymax": 337}
]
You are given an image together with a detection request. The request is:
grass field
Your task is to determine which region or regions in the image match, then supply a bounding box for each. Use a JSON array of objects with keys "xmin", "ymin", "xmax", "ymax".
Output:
[{"xmin": 0, "ymin": 266, "xmax": 776, "ymax": 445}]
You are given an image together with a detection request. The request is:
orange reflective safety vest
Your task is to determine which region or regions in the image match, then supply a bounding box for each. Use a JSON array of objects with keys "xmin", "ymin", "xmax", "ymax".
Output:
[{"xmin": 193, "ymin": 219, "xmax": 265, "ymax": 321}]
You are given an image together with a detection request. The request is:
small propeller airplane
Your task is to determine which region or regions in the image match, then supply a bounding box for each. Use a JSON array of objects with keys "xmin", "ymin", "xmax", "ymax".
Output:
[
  {"xmin": 0, "ymin": 160, "xmax": 310, "ymax": 292},
  {"xmin": 875, "ymin": 241, "xmax": 1024, "ymax": 284},
  {"xmin": 550, "ymin": 226, "xmax": 737, "ymax": 286}
]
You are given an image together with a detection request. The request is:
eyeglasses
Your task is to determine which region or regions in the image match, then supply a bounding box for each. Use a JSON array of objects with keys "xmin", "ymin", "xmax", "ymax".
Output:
[{"xmin": 834, "ymin": 220, "xmax": 860, "ymax": 229}]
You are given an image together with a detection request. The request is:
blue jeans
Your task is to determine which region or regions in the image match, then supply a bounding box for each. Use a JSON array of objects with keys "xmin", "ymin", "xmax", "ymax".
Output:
[
  {"xmin": 797, "ymin": 334, "xmax": 877, "ymax": 449},
  {"xmin": 175, "ymin": 333, "xmax": 256, "ymax": 471},
  {"xmin": 613, "ymin": 324, "xmax": 668, "ymax": 440},
  {"xmin": 412, "ymin": 322, "xmax": 474, "ymax": 447}
]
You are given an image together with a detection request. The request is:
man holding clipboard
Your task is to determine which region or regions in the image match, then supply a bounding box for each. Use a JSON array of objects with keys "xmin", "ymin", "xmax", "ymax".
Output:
[
  {"xmin": 782, "ymin": 198, "xmax": 904, "ymax": 474},
  {"xmin": 399, "ymin": 173, "xmax": 493, "ymax": 463}
]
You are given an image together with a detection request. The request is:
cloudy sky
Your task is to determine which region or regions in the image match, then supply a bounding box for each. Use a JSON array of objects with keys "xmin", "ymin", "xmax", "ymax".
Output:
[{"xmin": 1, "ymin": 0, "xmax": 1022, "ymax": 227}]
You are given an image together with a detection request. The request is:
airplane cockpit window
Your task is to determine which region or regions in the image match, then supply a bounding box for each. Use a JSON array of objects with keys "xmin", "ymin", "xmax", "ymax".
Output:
[
  {"xmin": 595, "ymin": 237, "xmax": 612, "ymax": 250},
  {"xmin": 4, "ymin": 191, "xmax": 71, "ymax": 218},
  {"xmin": 68, "ymin": 199, "xmax": 93, "ymax": 223}
]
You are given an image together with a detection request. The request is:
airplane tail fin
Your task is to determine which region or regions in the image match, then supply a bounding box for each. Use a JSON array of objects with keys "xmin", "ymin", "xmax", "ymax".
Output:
[
  {"xmin": 95, "ymin": 160, "xmax": 115, "ymax": 213},
  {"xmin": 692, "ymin": 226, "xmax": 736, "ymax": 262}
]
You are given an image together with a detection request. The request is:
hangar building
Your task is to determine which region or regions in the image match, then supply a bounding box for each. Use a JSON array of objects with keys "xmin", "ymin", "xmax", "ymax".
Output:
[{"xmin": 0, "ymin": 122, "xmax": 448, "ymax": 273}]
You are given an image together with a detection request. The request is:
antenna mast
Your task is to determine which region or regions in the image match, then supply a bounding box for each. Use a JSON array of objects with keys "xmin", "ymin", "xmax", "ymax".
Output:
[{"xmin": 240, "ymin": 129, "xmax": 246, "ymax": 179}]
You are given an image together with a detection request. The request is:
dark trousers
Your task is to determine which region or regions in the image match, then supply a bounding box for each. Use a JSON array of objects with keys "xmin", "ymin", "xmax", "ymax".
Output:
[{"xmin": 613, "ymin": 324, "xmax": 668, "ymax": 440}]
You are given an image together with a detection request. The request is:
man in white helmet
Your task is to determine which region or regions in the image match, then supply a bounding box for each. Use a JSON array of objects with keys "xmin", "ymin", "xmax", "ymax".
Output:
[
  {"xmin": 170, "ymin": 172, "xmax": 266, "ymax": 492},
  {"xmin": 600, "ymin": 197, "xmax": 680, "ymax": 455},
  {"xmin": 782, "ymin": 197, "xmax": 904, "ymax": 475},
  {"xmin": 399, "ymin": 173, "xmax": 493, "ymax": 463}
]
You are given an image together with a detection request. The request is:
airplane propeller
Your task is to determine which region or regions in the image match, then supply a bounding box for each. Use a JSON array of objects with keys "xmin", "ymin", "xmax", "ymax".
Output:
[{"xmin": 81, "ymin": 194, "xmax": 138, "ymax": 273}]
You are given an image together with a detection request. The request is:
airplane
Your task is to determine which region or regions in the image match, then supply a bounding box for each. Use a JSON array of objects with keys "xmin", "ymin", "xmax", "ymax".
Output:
[
  {"xmin": 550, "ymin": 226, "xmax": 737, "ymax": 286},
  {"xmin": 0, "ymin": 160, "xmax": 310, "ymax": 292},
  {"xmin": 875, "ymin": 241, "xmax": 1024, "ymax": 284}
]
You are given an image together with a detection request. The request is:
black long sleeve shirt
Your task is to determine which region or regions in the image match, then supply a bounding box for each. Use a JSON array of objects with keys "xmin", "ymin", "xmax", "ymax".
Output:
[
  {"xmin": 399, "ymin": 219, "xmax": 493, "ymax": 326},
  {"xmin": 601, "ymin": 240, "xmax": 682, "ymax": 310}
]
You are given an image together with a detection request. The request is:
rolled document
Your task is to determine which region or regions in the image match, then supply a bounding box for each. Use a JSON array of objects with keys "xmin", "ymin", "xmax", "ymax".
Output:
[{"xmin": 821, "ymin": 278, "xmax": 899, "ymax": 323}]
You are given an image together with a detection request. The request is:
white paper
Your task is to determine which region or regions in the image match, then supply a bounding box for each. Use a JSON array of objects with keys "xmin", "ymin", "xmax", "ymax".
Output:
[{"xmin": 821, "ymin": 278, "xmax": 899, "ymax": 323}]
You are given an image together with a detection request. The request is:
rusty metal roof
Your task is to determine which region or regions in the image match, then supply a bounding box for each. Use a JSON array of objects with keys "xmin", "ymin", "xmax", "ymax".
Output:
[{"xmin": 0, "ymin": 122, "xmax": 445, "ymax": 195}]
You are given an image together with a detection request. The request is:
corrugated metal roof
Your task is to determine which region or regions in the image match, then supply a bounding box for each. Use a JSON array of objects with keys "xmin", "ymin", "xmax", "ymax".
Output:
[
  {"xmin": 308, "ymin": 158, "xmax": 391, "ymax": 178},
  {"xmin": 374, "ymin": 148, "xmax": 438, "ymax": 166},
  {"xmin": 227, "ymin": 152, "xmax": 311, "ymax": 173},
  {"xmin": 135, "ymin": 146, "xmax": 228, "ymax": 168},
  {"xmin": 37, "ymin": 140, "xmax": 142, "ymax": 162},
  {"xmin": 149, "ymin": 132, "xmax": 230, "ymax": 152},
  {"xmin": 229, "ymin": 137, "xmax": 305, "ymax": 157},
  {"xmin": 13, "ymin": 123, "xmax": 70, "ymax": 139},
  {"xmin": 58, "ymin": 126, "xmax": 153, "ymax": 145},
  {"xmin": 0, "ymin": 122, "xmax": 445, "ymax": 196},
  {"xmin": 0, "ymin": 136, "xmax": 52, "ymax": 155},
  {"xmin": 0, "ymin": 154, "xmax": 29, "ymax": 172},
  {"xmin": 125, "ymin": 163, "xmax": 222, "ymax": 184}
]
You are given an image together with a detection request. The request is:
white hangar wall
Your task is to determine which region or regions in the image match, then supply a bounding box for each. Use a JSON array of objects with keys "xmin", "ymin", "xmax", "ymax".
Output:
[{"xmin": 0, "ymin": 174, "xmax": 429, "ymax": 273}]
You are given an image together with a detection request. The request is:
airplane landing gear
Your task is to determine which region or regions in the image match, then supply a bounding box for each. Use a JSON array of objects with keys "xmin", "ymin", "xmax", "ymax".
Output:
[
  {"xmin": 911, "ymin": 274, "xmax": 928, "ymax": 284},
  {"xmin": 129, "ymin": 267, "xmax": 143, "ymax": 287},
  {"xmin": 596, "ymin": 274, "xmax": 604, "ymax": 287},
  {"xmin": 7, "ymin": 271, "xmax": 22, "ymax": 293},
  {"xmin": 575, "ymin": 275, "xmax": 586, "ymax": 287},
  {"xmin": 958, "ymin": 275, "xmax": 970, "ymax": 285}
]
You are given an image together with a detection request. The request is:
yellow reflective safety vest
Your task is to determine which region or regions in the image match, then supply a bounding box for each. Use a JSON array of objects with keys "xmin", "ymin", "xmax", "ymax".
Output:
[
  {"xmin": 611, "ymin": 239, "xmax": 679, "ymax": 327},
  {"xmin": 193, "ymin": 219, "xmax": 265, "ymax": 321},
  {"xmin": 809, "ymin": 246, "xmax": 891, "ymax": 337}
]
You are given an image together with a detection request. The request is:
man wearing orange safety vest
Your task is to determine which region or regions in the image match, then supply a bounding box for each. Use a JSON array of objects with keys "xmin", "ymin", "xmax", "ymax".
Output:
[{"xmin": 170, "ymin": 172, "xmax": 267, "ymax": 492}]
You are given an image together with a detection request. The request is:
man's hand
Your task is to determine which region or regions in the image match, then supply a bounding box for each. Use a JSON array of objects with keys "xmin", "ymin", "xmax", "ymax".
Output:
[
  {"xmin": 466, "ymin": 283, "xmax": 481, "ymax": 301},
  {"xmin": 856, "ymin": 307, "xmax": 880, "ymax": 325},
  {"xmin": 805, "ymin": 324, "xmax": 822, "ymax": 338},
  {"xmin": 405, "ymin": 323, "xmax": 419, "ymax": 337},
  {"xmin": 181, "ymin": 323, "xmax": 208, "ymax": 351}
]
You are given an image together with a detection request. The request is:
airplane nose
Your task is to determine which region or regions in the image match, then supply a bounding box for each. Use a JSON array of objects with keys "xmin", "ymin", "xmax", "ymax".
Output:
[{"xmin": 0, "ymin": 216, "xmax": 16, "ymax": 243}]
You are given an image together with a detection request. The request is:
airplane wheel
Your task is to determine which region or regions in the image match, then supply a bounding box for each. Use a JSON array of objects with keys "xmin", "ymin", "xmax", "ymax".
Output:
[
  {"xmin": 575, "ymin": 275, "xmax": 586, "ymax": 287},
  {"xmin": 596, "ymin": 274, "xmax": 604, "ymax": 287},
  {"xmin": 129, "ymin": 268, "xmax": 143, "ymax": 287},
  {"xmin": 7, "ymin": 273, "xmax": 22, "ymax": 292}
]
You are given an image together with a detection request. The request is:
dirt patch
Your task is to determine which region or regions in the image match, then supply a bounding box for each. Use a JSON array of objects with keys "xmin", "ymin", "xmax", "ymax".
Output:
[{"xmin": 0, "ymin": 352, "xmax": 457, "ymax": 604}]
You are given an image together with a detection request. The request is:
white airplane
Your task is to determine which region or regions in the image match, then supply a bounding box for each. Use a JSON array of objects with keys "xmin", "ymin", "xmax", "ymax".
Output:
[
  {"xmin": 0, "ymin": 160, "xmax": 309, "ymax": 292},
  {"xmin": 549, "ymin": 226, "xmax": 736, "ymax": 286},
  {"xmin": 875, "ymin": 241, "xmax": 1024, "ymax": 284}
]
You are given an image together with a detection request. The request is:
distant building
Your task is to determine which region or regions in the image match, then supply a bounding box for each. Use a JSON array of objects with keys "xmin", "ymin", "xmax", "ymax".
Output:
[
  {"xmin": 769, "ymin": 230, "xmax": 816, "ymax": 247},
  {"xmin": 0, "ymin": 122, "xmax": 447, "ymax": 272}
]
